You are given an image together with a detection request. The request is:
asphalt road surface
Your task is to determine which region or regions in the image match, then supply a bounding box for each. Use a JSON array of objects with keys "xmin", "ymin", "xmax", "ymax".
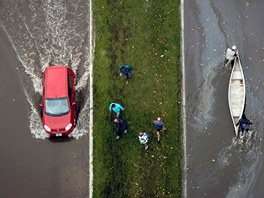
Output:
[
  {"xmin": 184, "ymin": 0, "xmax": 264, "ymax": 197},
  {"xmin": 0, "ymin": 0, "xmax": 92, "ymax": 197}
]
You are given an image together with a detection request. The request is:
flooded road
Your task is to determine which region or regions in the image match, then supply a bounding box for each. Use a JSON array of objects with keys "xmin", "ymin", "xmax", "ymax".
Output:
[
  {"xmin": 184, "ymin": 0, "xmax": 264, "ymax": 197},
  {"xmin": 0, "ymin": 0, "xmax": 92, "ymax": 197}
]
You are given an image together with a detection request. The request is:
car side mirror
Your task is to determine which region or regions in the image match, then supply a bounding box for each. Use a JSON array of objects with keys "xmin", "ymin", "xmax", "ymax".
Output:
[
  {"xmin": 39, "ymin": 103, "xmax": 43, "ymax": 108},
  {"xmin": 71, "ymin": 102, "xmax": 76, "ymax": 106}
]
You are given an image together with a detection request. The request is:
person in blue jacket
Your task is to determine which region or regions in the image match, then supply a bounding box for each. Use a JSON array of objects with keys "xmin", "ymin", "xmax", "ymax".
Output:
[
  {"xmin": 138, "ymin": 131, "xmax": 149, "ymax": 150},
  {"xmin": 119, "ymin": 64, "xmax": 133, "ymax": 84},
  {"xmin": 109, "ymin": 102, "xmax": 124, "ymax": 118},
  {"xmin": 236, "ymin": 115, "xmax": 252, "ymax": 136}
]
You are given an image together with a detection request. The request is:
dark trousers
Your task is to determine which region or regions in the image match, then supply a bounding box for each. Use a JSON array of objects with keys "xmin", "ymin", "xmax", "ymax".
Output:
[
  {"xmin": 238, "ymin": 126, "xmax": 249, "ymax": 136},
  {"xmin": 115, "ymin": 122, "xmax": 127, "ymax": 136},
  {"xmin": 225, "ymin": 59, "xmax": 235, "ymax": 67}
]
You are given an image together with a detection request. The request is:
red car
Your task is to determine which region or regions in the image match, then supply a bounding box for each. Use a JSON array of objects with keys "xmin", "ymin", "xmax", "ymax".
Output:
[{"xmin": 39, "ymin": 66, "xmax": 76, "ymax": 136}]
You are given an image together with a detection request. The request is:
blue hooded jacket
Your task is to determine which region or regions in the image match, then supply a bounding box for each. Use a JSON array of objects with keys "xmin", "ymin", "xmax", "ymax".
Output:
[{"xmin": 119, "ymin": 64, "xmax": 132, "ymax": 75}]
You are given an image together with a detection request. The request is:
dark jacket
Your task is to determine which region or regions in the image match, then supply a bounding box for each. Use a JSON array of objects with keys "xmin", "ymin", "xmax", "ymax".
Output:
[
  {"xmin": 119, "ymin": 64, "xmax": 132, "ymax": 76},
  {"xmin": 114, "ymin": 118, "xmax": 127, "ymax": 131},
  {"xmin": 236, "ymin": 118, "xmax": 252, "ymax": 129}
]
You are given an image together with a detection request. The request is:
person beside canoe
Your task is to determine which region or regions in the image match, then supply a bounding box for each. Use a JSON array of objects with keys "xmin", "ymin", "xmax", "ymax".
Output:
[
  {"xmin": 225, "ymin": 45, "xmax": 238, "ymax": 67},
  {"xmin": 236, "ymin": 115, "xmax": 252, "ymax": 136}
]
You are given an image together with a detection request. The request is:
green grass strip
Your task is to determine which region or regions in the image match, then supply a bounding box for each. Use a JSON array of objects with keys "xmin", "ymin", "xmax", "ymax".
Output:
[{"xmin": 93, "ymin": 0, "xmax": 182, "ymax": 197}]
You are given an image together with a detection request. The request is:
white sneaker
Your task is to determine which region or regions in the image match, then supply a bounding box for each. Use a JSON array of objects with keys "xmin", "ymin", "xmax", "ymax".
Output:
[
  {"xmin": 124, "ymin": 130, "xmax": 127, "ymax": 134},
  {"xmin": 116, "ymin": 136, "xmax": 120, "ymax": 139}
]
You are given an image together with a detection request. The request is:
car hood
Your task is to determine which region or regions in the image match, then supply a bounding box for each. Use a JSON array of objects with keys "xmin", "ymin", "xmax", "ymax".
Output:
[{"xmin": 43, "ymin": 113, "xmax": 71, "ymax": 129}]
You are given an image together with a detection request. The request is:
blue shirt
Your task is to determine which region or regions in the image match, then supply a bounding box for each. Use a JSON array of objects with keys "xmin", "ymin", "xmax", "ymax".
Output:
[
  {"xmin": 109, "ymin": 103, "xmax": 124, "ymax": 113},
  {"xmin": 153, "ymin": 120, "xmax": 164, "ymax": 130}
]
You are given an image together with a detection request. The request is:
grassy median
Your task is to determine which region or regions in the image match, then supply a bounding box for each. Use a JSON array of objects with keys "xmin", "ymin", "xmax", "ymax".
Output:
[{"xmin": 93, "ymin": 0, "xmax": 181, "ymax": 197}]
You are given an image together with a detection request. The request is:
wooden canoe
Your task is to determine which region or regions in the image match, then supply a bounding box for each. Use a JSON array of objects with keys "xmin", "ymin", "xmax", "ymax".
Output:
[{"xmin": 228, "ymin": 54, "xmax": 246, "ymax": 136}]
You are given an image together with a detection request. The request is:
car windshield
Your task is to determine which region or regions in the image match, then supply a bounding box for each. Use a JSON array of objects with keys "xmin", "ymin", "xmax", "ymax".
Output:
[{"xmin": 45, "ymin": 97, "xmax": 69, "ymax": 116}]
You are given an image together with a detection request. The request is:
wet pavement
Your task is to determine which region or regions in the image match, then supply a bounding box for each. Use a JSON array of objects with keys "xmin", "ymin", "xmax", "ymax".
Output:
[
  {"xmin": 0, "ymin": 0, "xmax": 91, "ymax": 197},
  {"xmin": 184, "ymin": 0, "xmax": 264, "ymax": 197}
]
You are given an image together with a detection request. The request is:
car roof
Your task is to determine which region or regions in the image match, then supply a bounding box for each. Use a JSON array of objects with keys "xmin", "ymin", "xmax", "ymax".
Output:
[{"xmin": 44, "ymin": 66, "xmax": 68, "ymax": 98}]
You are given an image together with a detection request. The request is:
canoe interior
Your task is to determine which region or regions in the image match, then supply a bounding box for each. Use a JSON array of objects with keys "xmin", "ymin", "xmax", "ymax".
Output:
[{"xmin": 228, "ymin": 55, "xmax": 246, "ymax": 136}]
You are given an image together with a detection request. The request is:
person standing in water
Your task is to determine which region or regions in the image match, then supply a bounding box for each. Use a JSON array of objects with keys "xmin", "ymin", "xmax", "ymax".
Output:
[
  {"xmin": 225, "ymin": 45, "xmax": 237, "ymax": 67},
  {"xmin": 236, "ymin": 115, "xmax": 252, "ymax": 136}
]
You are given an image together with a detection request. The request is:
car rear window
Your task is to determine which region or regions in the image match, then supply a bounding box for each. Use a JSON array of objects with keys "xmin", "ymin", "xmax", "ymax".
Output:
[{"xmin": 45, "ymin": 97, "xmax": 69, "ymax": 116}]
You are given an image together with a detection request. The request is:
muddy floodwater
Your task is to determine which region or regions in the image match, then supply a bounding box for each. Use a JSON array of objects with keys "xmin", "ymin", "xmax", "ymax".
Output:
[
  {"xmin": 184, "ymin": 0, "xmax": 264, "ymax": 197},
  {"xmin": 0, "ymin": 0, "xmax": 92, "ymax": 197}
]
